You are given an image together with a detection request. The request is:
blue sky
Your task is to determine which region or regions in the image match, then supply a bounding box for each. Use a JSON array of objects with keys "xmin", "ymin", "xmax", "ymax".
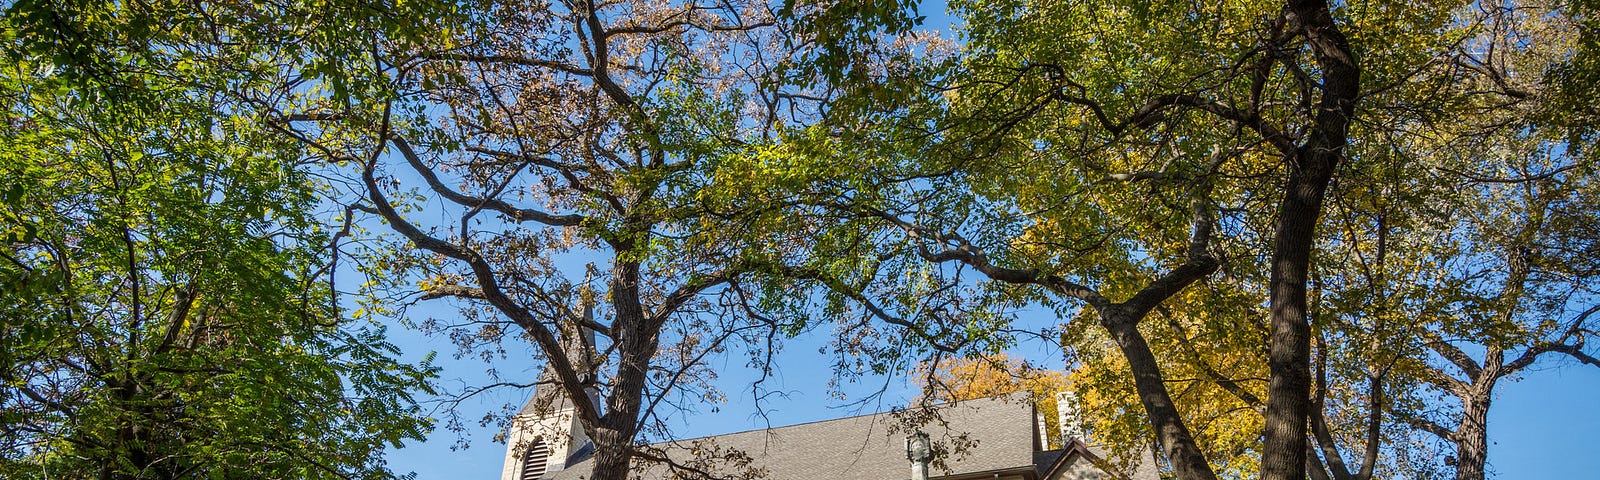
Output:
[{"xmin": 375, "ymin": 1, "xmax": 1600, "ymax": 478}]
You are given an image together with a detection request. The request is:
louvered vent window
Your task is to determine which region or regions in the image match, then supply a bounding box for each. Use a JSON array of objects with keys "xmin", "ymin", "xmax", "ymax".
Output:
[{"xmin": 521, "ymin": 439, "xmax": 551, "ymax": 479}]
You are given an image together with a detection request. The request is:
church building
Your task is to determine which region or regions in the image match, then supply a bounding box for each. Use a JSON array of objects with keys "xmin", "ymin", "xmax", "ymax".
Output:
[
  {"xmin": 500, "ymin": 384, "xmax": 1160, "ymax": 480},
  {"xmin": 500, "ymin": 305, "xmax": 1153, "ymax": 480}
]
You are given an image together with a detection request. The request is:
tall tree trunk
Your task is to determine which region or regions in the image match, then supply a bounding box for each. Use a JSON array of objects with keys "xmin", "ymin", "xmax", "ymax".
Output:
[
  {"xmin": 588, "ymin": 425, "xmax": 636, "ymax": 480},
  {"xmin": 1453, "ymin": 347, "xmax": 1504, "ymax": 480},
  {"xmin": 1453, "ymin": 391, "xmax": 1492, "ymax": 480},
  {"xmin": 1447, "ymin": 209, "xmax": 1529, "ymax": 480},
  {"xmin": 1263, "ymin": 2, "xmax": 1360, "ymax": 479},
  {"xmin": 589, "ymin": 259, "xmax": 656, "ymax": 480},
  {"xmin": 591, "ymin": 352, "xmax": 650, "ymax": 480},
  {"xmin": 1262, "ymin": 168, "xmax": 1333, "ymax": 480}
]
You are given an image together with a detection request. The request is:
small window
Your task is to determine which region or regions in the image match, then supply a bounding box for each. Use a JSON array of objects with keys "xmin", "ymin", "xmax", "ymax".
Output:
[{"xmin": 520, "ymin": 439, "xmax": 551, "ymax": 479}]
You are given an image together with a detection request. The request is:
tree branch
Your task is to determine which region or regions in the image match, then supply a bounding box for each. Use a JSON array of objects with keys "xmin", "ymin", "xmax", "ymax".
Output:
[
  {"xmin": 1504, "ymin": 304, "xmax": 1600, "ymax": 373},
  {"xmin": 856, "ymin": 206, "xmax": 1111, "ymax": 311},
  {"xmin": 761, "ymin": 262, "xmax": 962, "ymax": 353},
  {"xmin": 419, "ymin": 284, "xmax": 487, "ymax": 300},
  {"xmin": 392, "ymin": 136, "xmax": 586, "ymax": 227},
  {"xmin": 357, "ymin": 112, "xmax": 601, "ymax": 425},
  {"xmin": 1052, "ymin": 91, "xmax": 1298, "ymax": 156},
  {"xmin": 1396, "ymin": 412, "xmax": 1458, "ymax": 443},
  {"xmin": 417, "ymin": 52, "xmax": 593, "ymax": 76},
  {"xmin": 649, "ymin": 268, "xmax": 741, "ymax": 329},
  {"xmin": 1120, "ymin": 257, "xmax": 1219, "ymax": 320},
  {"xmin": 1422, "ymin": 331, "xmax": 1483, "ymax": 381}
]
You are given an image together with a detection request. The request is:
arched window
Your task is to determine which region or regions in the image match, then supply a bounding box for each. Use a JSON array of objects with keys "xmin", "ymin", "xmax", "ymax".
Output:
[{"xmin": 520, "ymin": 439, "xmax": 551, "ymax": 480}]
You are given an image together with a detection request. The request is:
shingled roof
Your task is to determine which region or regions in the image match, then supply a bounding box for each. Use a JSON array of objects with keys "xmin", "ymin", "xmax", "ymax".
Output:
[{"xmin": 542, "ymin": 395, "xmax": 1046, "ymax": 480}]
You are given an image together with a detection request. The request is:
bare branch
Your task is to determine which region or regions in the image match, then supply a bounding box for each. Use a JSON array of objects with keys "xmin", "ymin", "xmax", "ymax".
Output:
[
  {"xmin": 392, "ymin": 136, "xmax": 586, "ymax": 227},
  {"xmin": 858, "ymin": 207, "xmax": 1110, "ymax": 310},
  {"xmin": 761, "ymin": 263, "xmax": 962, "ymax": 353},
  {"xmin": 357, "ymin": 112, "xmax": 601, "ymax": 425},
  {"xmin": 1436, "ymin": 164, "xmax": 1577, "ymax": 185},
  {"xmin": 417, "ymin": 52, "xmax": 593, "ymax": 76},
  {"xmin": 1396, "ymin": 412, "xmax": 1458, "ymax": 443},
  {"xmin": 1422, "ymin": 332, "xmax": 1484, "ymax": 381},
  {"xmin": 1504, "ymin": 304, "xmax": 1600, "ymax": 372},
  {"xmin": 650, "ymin": 269, "xmax": 741, "ymax": 328},
  {"xmin": 419, "ymin": 284, "xmax": 488, "ymax": 300}
]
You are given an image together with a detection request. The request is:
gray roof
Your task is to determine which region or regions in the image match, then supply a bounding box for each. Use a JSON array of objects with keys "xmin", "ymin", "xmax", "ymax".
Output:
[{"xmin": 544, "ymin": 395, "xmax": 1045, "ymax": 480}]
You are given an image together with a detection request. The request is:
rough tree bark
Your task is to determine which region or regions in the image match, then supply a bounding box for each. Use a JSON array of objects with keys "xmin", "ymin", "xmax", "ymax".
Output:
[
  {"xmin": 590, "ymin": 259, "xmax": 653, "ymax": 480},
  {"xmin": 1262, "ymin": 2, "xmax": 1360, "ymax": 479}
]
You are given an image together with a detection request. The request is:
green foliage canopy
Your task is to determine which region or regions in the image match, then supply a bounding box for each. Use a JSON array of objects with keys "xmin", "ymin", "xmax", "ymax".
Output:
[{"xmin": 0, "ymin": 0, "xmax": 437, "ymax": 477}]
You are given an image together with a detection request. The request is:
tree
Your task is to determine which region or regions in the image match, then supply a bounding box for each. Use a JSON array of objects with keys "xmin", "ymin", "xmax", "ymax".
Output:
[
  {"xmin": 777, "ymin": 0, "xmax": 1591, "ymax": 479},
  {"xmin": 263, "ymin": 0, "xmax": 962, "ymax": 478},
  {"xmin": 1286, "ymin": 4, "xmax": 1600, "ymax": 478},
  {"xmin": 0, "ymin": 0, "xmax": 436, "ymax": 477},
  {"xmin": 796, "ymin": 0, "xmax": 1357, "ymax": 477},
  {"xmin": 1322, "ymin": 165, "xmax": 1600, "ymax": 480},
  {"xmin": 1317, "ymin": 96, "xmax": 1600, "ymax": 480}
]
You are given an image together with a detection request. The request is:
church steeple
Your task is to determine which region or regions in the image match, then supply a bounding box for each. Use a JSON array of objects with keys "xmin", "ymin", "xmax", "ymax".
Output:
[
  {"xmin": 500, "ymin": 299, "xmax": 601, "ymax": 480},
  {"xmin": 530, "ymin": 299, "xmax": 599, "ymax": 413}
]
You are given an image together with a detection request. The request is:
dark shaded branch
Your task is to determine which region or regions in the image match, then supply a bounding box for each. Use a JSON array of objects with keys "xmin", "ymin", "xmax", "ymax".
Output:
[
  {"xmin": 1422, "ymin": 331, "xmax": 1484, "ymax": 381},
  {"xmin": 1163, "ymin": 315, "xmax": 1264, "ymax": 407},
  {"xmin": 1122, "ymin": 183, "xmax": 1219, "ymax": 319},
  {"xmin": 1308, "ymin": 449, "xmax": 1334, "ymax": 480},
  {"xmin": 1054, "ymin": 91, "xmax": 1298, "ymax": 156},
  {"xmin": 1310, "ymin": 405, "xmax": 1353, "ymax": 480},
  {"xmin": 1354, "ymin": 369, "xmax": 1385, "ymax": 480},
  {"xmin": 357, "ymin": 114, "xmax": 601, "ymax": 425},
  {"xmin": 583, "ymin": 0, "xmax": 647, "ymax": 126},
  {"xmin": 1549, "ymin": 343, "xmax": 1600, "ymax": 367},
  {"xmin": 153, "ymin": 282, "xmax": 198, "ymax": 356},
  {"xmin": 1397, "ymin": 413, "xmax": 1457, "ymax": 442},
  {"xmin": 858, "ymin": 206, "xmax": 1110, "ymax": 311},
  {"xmin": 417, "ymin": 52, "xmax": 593, "ymax": 76},
  {"xmin": 466, "ymin": 145, "xmax": 628, "ymax": 216},
  {"xmin": 1411, "ymin": 361, "xmax": 1469, "ymax": 397},
  {"xmin": 17, "ymin": 385, "xmax": 74, "ymax": 416},
  {"xmin": 1121, "ymin": 257, "xmax": 1219, "ymax": 320},
  {"xmin": 1437, "ymin": 164, "xmax": 1577, "ymax": 184},
  {"xmin": 761, "ymin": 263, "xmax": 961, "ymax": 353},
  {"xmin": 1505, "ymin": 341, "xmax": 1600, "ymax": 372},
  {"xmin": 1453, "ymin": 52, "xmax": 1532, "ymax": 99},
  {"xmin": 1311, "ymin": 338, "xmax": 1353, "ymax": 480},
  {"xmin": 1504, "ymin": 304, "xmax": 1600, "ymax": 373},
  {"xmin": 649, "ymin": 269, "xmax": 741, "ymax": 329},
  {"xmin": 392, "ymin": 136, "xmax": 585, "ymax": 226},
  {"xmin": 419, "ymin": 284, "xmax": 487, "ymax": 300},
  {"xmin": 606, "ymin": 5, "xmax": 775, "ymax": 36}
]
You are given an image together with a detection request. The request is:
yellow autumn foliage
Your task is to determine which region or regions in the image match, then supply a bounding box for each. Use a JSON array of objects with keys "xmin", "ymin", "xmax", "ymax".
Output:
[{"xmin": 914, "ymin": 353, "xmax": 1072, "ymax": 448}]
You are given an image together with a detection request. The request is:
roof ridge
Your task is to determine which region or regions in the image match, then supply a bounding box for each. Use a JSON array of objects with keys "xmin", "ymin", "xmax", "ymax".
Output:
[{"xmin": 641, "ymin": 394, "xmax": 1023, "ymax": 446}]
